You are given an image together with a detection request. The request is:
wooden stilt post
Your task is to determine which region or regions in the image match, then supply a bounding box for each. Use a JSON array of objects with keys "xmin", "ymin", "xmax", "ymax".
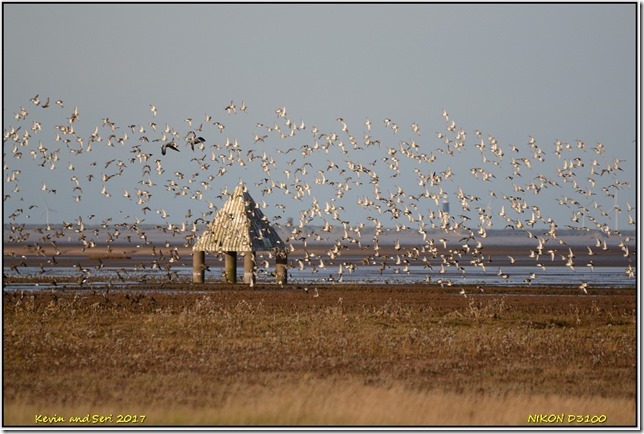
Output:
[
  {"xmin": 275, "ymin": 249, "xmax": 288, "ymax": 285},
  {"xmin": 224, "ymin": 251, "xmax": 237, "ymax": 283},
  {"xmin": 193, "ymin": 250, "xmax": 205, "ymax": 283},
  {"xmin": 243, "ymin": 251, "xmax": 256, "ymax": 286}
]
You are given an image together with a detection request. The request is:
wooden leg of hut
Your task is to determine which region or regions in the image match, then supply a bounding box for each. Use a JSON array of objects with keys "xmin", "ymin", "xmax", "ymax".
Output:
[
  {"xmin": 275, "ymin": 250, "xmax": 288, "ymax": 285},
  {"xmin": 193, "ymin": 250, "xmax": 205, "ymax": 283},
  {"xmin": 224, "ymin": 251, "xmax": 237, "ymax": 284},
  {"xmin": 243, "ymin": 251, "xmax": 256, "ymax": 286}
]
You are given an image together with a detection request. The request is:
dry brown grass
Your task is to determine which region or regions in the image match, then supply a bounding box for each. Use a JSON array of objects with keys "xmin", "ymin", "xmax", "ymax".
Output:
[
  {"xmin": 3, "ymin": 285, "xmax": 637, "ymax": 426},
  {"xmin": 6, "ymin": 379, "xmax": 635, "ymax": 426}
]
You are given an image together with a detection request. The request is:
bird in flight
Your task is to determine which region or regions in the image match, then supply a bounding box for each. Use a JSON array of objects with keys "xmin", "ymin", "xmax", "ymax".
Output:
[
  {"xmin": 161, "ymin": 141, "xmax": 179, "ymax": 155},
  {"xmin": 185, "ymin": 131, "xmax": 206, "ymax": 151}
]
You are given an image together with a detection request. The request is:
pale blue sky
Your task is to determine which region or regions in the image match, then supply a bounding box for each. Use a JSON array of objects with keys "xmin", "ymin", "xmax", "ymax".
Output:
[{"xmin": 3, "ymin": 3, "xmax": 638, "ymax": 232}]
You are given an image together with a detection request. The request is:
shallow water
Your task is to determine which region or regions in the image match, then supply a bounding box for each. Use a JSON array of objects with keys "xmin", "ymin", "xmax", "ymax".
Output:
[{"xmin": 2, "ymin": 263, "xmax": 636, "ymax": 292}]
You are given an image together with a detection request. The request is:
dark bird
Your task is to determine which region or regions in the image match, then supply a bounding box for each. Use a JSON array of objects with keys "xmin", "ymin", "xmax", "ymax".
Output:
[
  {"xmin": 185, "ymin": 131, "xmax": 206, "ymax": 151},
  {"xmin": 161, "ymin": 141, "xmax": 180, "ymax": 156}
]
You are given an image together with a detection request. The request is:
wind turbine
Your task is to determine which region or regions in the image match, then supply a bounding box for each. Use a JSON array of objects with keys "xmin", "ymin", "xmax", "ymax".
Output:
[
  {"xmin": 485, "ymin": 197, "xmax": 495, "ymax": 228},
  {"xmin": 42, "ymin": 196, "xmax": 56, "ymax": 230},
  {"xmin": 614, "ymin": 190, "xmax": 619, "ymax": 232},
  {"xmin": 581, "ymin": 199, "xmax": 594, "ymax": 231}
]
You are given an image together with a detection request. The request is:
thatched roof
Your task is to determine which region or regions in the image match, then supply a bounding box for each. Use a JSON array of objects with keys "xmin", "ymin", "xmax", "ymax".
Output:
[{"xmin": 193, "ymin": 184, "xmax": 284, "ymax": 252}]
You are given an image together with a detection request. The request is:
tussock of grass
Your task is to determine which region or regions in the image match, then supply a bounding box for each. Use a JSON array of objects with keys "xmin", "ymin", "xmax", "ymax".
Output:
[{"xmin": 3, "ymin": 287, "xmax": 636, "ymax": 426}]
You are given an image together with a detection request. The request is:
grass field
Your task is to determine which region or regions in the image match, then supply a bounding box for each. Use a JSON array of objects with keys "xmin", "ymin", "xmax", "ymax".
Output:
[{"xmin": 3, "ymin": 284, "xmax": 637, "ymax": 426}]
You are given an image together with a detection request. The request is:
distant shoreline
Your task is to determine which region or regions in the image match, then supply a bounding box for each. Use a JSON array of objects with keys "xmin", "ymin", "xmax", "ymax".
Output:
[{"xmin": 4, "ymin": 239, "xmax": 636, "ymax": 269}]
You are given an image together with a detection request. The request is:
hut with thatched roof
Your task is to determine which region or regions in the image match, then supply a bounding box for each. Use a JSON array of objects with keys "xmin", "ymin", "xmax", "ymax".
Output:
[{"xmin": 192, "ymin": 183, "xmax": 287, "ymax": 285}]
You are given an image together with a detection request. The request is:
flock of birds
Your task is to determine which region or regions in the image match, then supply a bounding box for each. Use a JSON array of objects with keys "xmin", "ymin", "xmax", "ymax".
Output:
[{"xmin": 3, "ymin": 96, "xmax": 637, "ymax": 293}]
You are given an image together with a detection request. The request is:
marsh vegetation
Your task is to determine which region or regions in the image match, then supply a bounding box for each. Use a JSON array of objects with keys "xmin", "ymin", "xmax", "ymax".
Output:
[{"xmin": 3, "ymin": 285, "xmax": 636, "ymax": 426}]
